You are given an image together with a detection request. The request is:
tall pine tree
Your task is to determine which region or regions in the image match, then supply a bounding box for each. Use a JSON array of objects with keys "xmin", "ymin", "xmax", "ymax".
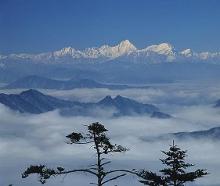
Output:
[
  {"xmin": 22, "ymin": 122, "xmax": 136, "ymax": 186},
  {"xmin": 139, "ymin": 140, "xmax": 208, "ymax": 186}
]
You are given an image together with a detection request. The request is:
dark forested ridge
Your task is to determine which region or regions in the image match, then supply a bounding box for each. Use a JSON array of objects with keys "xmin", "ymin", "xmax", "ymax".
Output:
[{"xmin": 0, "ymin": 89, "xmax": 170, "ymax": 118}]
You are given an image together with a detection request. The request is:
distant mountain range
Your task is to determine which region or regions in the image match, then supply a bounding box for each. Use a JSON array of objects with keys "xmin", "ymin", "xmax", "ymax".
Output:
[
  {"xmin": 0, "ymin": 89, "xmax": 79, "ymax": 113},
  {"xmin": 1, "ymin": 40, "xmax": 220, "ymax": 64},
  {"xmin": 2, "ymin": 40, "xmax": 220, "ymax": 85},
  {"xmin": 0, "ymin": 89, "xmax": 171, "ymax": 118},
  {"xmin": 171, "ymin": 127, "xmax": 220, "ymax": 140},
  {"xmin": 141, "ymin": 126, "xmax": 220, "ymax": 142},
  {"xmin": 2, "ymin": 75, "xmax": 147, "ymax": 90}
]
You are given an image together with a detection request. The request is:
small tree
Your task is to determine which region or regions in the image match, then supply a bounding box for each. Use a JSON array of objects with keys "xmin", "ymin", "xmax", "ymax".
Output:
[
  {"xmin": 138, "ymin": 140, "xmax": 208, "ymax": 186},
  {"xmin": 22, "ymin": 122, "xmax": 136, "ymax": 186}
]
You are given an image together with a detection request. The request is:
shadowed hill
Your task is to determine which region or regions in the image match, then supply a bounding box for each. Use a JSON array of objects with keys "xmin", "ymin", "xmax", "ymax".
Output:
[
  {"xmin": 3, "ymin": 75, "xmax": 148, "ymax": 90},
  {"xmin": 0, "ymin": 89, "xmax": 170, "ymax": 118}
]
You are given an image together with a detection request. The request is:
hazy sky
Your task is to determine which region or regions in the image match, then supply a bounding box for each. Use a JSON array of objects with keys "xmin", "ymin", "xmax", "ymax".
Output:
[{"xmin": 1, "ymin": 0, "xmax": 220, "ymax": 54}]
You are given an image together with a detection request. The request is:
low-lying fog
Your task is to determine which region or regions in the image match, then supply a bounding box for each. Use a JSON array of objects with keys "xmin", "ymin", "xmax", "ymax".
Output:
[{"xmin": 1, "ymin": 81, "xmax": 220, "ymax": 186}]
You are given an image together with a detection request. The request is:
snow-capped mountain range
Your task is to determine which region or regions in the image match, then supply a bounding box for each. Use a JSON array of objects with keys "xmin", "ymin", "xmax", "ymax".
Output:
[{"xmin": 1, "ymin": 40, "xmax": 220, "ymax": 64}]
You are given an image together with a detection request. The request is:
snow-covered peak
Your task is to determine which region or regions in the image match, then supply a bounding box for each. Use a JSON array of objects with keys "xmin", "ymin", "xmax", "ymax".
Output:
[
  {"xmin": 142, "ymin": 43, "xmax": 175, "ymax": 56},
  {"xmin": 107, "ymin": 40, "xmax": 137, "ymax": 57},
  {"xmin": 53, "ymin": 46, "xmax": 83, "ymax": 58},
  {"xmin": 55, "ymin": 46, "xmax": 76, "ymax": 55},
  {"xmin": 197, "ymin": 52, "xmax": 217, "ymax": 60},
  {"xmin": 117, "ymin": 40, "xmax": 137, "ymax": 51},
  {"xmin": 82, "ymin": 40, "xmax": 137, "ymax": 59},
  {"xmin": 180, "ymin": 49, "xmax": 193, "ymax": 57},
  {"xmin": 2, "ymin": 40, "xmax": 220, "ymax": 64},
  {"xmin": 61, "ymin": 46, "xmax": 74, "ymax": 53}
]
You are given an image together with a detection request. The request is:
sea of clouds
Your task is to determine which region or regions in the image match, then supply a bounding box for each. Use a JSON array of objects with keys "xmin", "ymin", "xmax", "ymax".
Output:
[{"xmin": 1, "ymin": 81, "xmax": 220, "ymax": 186}]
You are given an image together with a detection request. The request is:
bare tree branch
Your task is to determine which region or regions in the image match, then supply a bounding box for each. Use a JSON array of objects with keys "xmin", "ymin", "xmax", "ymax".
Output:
[
  {"xmin": 22, "ymin": 122, "xmax": 136, "ymax": 186},
  {"xmin": 102, "ymin": 173, "xmax": 127, "ymax": 185}
]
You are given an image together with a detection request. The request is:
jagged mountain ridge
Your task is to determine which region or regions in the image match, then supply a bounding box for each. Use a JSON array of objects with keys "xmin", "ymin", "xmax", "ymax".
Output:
[
  {"xmin": 97, "ymin": 95, "xmax": 159, "ymax": 117},
  {"xmin": 0, "ymin": 89, "xmax": 170, "ymax": 118},
  {"xmin": 1, "ymin": 40, "xmax": 220, "ymax": 64}
]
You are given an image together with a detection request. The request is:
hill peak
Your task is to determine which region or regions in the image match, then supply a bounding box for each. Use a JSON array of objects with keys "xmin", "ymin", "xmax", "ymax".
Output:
[{"xmin": 20, "ymin": 89, "xmax": 43, "ymax": 96}]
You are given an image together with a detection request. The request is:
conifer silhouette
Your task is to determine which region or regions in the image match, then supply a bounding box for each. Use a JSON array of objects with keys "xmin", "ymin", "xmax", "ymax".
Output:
[
  {"xmin": 139, "ymin": 140, "xmax": 208, "ymax": 186},
  {"xmin": 22, "ymin": 122, "xmax": 136, "ymax": 186}
]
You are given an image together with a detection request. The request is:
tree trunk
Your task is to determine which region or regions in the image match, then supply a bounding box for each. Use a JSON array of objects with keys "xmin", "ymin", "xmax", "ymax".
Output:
[{"xmin": 94, "ymin": 133, "xmax": 102, "ymax": 186}]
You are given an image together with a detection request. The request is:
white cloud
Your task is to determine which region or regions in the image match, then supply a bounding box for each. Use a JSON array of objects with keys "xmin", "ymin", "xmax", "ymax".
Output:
[{"xmin": 1, "ymin": 82, "xmax": 220, "ymax": 185}]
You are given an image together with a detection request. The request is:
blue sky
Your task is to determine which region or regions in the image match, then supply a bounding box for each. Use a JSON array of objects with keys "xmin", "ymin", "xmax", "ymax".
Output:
[{"xmin": 0, "ymin": 0, "xmax": 220, "ymax": 54}]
